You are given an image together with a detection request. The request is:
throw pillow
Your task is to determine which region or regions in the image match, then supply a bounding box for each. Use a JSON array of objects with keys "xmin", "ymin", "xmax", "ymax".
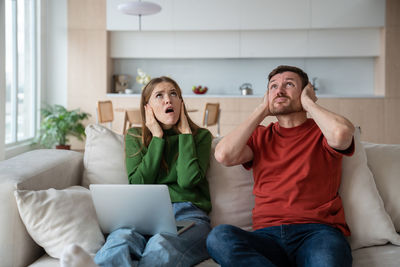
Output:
[
  {"xmin": 83, "ymin": 124, "xmax": 128, "ymax": 187},
  {"xmin": 207, "ymin": 138, "xmax": 255, "ymax": 231},
  {"xmin": 340, "ymin": 128, "xmax": 400, "ymax": 249},
  {"xmin": 14, "ymin": 186, "xmax": 105, "ymax": 258},
  {"xmin": 363, "ymin": 141, "xmax": 400, "ymax": 232}
]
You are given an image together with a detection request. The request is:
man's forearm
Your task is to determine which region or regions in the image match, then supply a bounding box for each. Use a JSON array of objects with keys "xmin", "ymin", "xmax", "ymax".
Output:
[
  {"xmin": 215, "ymin": 104, "xmax": 267, "ymax": 166},
  {"xmin": 304, "ymin": 98, "xmax": 354, "ymax": 150}
]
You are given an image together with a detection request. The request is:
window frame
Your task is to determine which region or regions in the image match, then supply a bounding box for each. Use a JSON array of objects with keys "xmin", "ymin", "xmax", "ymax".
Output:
[{"xmin": 2, "ymin": 0, "xmax": 42, "ymax": 160}]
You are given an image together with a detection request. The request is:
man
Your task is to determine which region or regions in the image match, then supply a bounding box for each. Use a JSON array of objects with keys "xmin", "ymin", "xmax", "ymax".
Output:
[{"xmin": 206, "ymin": 65, "xmax": 355, "ymax": 267}]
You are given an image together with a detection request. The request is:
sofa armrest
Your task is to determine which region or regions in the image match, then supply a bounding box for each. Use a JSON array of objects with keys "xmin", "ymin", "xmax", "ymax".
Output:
[{"xmin": 0, "ymin": 149, "xmax": 83, "ymax": 267}]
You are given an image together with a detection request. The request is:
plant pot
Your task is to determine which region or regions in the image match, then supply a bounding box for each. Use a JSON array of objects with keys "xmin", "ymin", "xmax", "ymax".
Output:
[{"xmin": 55, "ymin": 145, "xmax": 71, "ymax": 150}]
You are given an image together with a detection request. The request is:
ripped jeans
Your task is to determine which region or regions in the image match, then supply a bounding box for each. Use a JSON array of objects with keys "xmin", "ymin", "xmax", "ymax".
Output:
[{"xmin": 94, "ymin": 202, "xmax": 211, "ymax": 267}]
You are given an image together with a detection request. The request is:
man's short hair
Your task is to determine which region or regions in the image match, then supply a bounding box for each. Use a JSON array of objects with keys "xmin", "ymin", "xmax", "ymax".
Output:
[{"xmin": 268, "ymin": 65, "xmax": 309, "ymax": 89}]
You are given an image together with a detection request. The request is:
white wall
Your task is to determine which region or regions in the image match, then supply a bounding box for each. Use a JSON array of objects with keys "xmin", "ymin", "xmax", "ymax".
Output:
[{"xmin": 45, "ymin": 0, "xmax": 67, "ymax": 106}]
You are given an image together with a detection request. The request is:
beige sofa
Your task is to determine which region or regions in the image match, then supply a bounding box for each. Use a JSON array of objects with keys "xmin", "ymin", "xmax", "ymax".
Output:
[{"xmin": 1, "ymin": 124, "xmax": 400, "ymax": 267}]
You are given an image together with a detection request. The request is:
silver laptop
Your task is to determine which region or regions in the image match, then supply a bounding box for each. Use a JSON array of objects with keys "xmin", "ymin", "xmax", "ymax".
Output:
[{"xmin": 90, "ymin": 184, "xmax": 193, "ymax": 236}]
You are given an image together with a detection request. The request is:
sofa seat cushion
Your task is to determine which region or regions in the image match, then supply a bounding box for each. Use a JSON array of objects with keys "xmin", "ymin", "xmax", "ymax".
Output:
[
  {"xmin": 29, "ymin": 254, "xmax": 58, "ymax": 267},
  {"xmin": 352, "ymin": 244, "xmax": 400, "ymax": 267}
]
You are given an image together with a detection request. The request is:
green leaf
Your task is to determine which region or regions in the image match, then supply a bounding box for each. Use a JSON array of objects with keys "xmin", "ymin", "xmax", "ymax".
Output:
[{"xmin": 34, "ymin": 104, "xmax": 91, "ymax": 148}]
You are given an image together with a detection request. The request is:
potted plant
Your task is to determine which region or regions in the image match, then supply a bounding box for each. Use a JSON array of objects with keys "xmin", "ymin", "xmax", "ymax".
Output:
[{"xmin": 35, "ymin": 104, "xmax": 90, "ymax": 149}]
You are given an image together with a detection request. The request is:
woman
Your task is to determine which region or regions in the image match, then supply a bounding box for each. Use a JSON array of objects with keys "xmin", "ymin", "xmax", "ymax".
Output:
[{"xmin": 94, "ymin": 76, "xmax": 212, "ymax": 266}]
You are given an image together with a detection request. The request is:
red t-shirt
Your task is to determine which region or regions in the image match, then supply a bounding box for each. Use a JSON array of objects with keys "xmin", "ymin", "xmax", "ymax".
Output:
[{"xmin": 244, "ymin": 119, "xmax": 354, "ymax": 235}]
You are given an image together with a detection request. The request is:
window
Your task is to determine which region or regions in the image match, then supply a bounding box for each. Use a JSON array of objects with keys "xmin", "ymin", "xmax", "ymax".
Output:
[{"xmin": 5, "ymin": 0, "xmax": 39, "ymax": 145}]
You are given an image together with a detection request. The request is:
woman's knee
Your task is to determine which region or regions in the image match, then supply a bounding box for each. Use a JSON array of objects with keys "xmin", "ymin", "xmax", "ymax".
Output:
[{"xmin": 107, "ymin": 228, "xmax": 146, "ymax": 246}]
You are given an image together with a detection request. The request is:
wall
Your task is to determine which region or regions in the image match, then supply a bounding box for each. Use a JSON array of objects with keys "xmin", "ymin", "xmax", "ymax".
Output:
[
  {"xmin": 45, "ymin": 0, "xmax": 67, "ymax": 106},
  {"xmin": 67, "ymin": 0, "xmax": 110, "ymax": 149},
  {"xmin": 383, "ymin": 0, "xmax": 400, "ymax": 142}
]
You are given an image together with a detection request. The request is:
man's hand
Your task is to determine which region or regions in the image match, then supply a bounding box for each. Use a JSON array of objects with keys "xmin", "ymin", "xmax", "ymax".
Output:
[
  {"xmin": 301, "ymin": 82, "xmax": 318, "ymax": 112},
  {"xmin": 177, "ymin": 102, "xmax": 191, "ymax": 134},
  {"xmin": 259, "ymin": 90, "xmax": 271, "ymax": 118},
  {"xmin": 145, "ymin": 104, "xmax": 163, "ymax": 138}
]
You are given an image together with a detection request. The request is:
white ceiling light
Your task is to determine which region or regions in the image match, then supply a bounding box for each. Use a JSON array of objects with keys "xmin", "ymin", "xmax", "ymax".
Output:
[{"xmin": 118, "ymin": 1, "xmax": 162, "ymax": 31}]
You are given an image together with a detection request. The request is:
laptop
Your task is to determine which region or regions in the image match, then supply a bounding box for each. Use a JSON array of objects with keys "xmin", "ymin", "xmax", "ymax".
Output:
[{"xmin": 90, "ymin": 184, "xmax": 194, "ymax": 236}]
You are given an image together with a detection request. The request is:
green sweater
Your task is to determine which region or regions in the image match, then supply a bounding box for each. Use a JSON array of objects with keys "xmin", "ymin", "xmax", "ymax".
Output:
[{"xmin": 125, "ymin": 127, "xmax": 212, "ymax": 213}]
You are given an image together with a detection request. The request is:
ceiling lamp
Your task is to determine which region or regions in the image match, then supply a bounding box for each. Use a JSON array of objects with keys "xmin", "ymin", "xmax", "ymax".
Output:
[{"xmin": 118, "ymin": 1, "xmax": 162, "ymax": 31}]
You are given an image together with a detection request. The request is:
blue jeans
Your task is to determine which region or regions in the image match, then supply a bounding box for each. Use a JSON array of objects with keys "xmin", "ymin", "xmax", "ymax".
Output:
[
  {"xmin": 94, "ymin": 202, "xmax": 211, "ymax": 267},
  {"xmin": 206, "ymin": 223, "xmax": 352, "ymax": 267}
]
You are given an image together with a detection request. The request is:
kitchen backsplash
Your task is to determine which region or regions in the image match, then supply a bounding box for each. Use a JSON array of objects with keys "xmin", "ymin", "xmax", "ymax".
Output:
[{"xmin": 112, "ymin": 57, "xmax": 375, "ymax": 96}]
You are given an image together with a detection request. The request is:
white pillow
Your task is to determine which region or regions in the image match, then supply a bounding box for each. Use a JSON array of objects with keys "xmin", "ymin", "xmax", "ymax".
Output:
[
  {"xmin": 340, "ymin": 128, "xmax": 400, "ymax": 249},
  {"xmin": 363, "ymin": 141, "xmax": 400, "ymax": 232},
  {"xmin": 207, "ymin": 138, "xmax": 255, "ymax": 231},
  {"xmin": 83, "ymin": 124, "xmax": 128, "ymax": 187},
  {"xmin": 14, "ymin": 186, "xmax": 105, "ymax": 258}
]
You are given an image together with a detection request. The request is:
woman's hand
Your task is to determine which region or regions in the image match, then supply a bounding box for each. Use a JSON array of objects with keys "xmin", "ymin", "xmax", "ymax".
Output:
[
  {"xmin": 177, "ymin": 102, "xmax": 192, "ymax": 134},
  {"xmin": 145, "ymin": 104, "xmax": 163, "ymax": 138}
]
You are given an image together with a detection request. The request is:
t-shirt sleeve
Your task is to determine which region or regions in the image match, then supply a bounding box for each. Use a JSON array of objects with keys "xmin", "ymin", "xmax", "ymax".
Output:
[
  {"xmin": 322, "ymin": 135, "xmax": 355, "ymax": 158},
  {"xmin": 242, "ymin": 127, "xmax": 259, "ymax": 170}
]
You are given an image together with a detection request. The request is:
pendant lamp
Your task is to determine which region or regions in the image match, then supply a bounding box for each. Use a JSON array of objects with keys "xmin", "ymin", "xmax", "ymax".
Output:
[{"xmin": 118, "ymin": 1, "xmax": 162, "ymax": 31}]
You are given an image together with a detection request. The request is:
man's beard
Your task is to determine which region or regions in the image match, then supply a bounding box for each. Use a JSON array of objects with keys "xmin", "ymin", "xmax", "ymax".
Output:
[{"xmin": 270, "ymin": 97, "xmax": 303, "ymax": 116}]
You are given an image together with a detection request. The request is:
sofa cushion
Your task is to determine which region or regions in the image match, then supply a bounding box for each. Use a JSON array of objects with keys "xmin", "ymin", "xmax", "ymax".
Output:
[
  {"xmin": 363, "ymin": 142, "xmax": 400, "ymax": 232},
  {"xmin": 340, "ymin": 128, "xmax": 400, "ymax": 249},
  {"xmin": 82, "ymin": 124, "xmax": 128, "ymax": 187},
  {"xmin": 14, "ymin": 186, "xmax": 105, "ymax": 259},
  {"xmin": 207, "ymin": 138, "xmax": 254, "ymax": 231}
]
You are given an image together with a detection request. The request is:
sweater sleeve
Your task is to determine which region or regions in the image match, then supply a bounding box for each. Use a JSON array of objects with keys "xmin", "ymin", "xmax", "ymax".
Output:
[
  {"xmin": 125, "ymin": 128, "xmax": 165, "ymax": 184},
  {"xmin": 176, "ymin": 129, "xmax": 212, "ymax": 189}
]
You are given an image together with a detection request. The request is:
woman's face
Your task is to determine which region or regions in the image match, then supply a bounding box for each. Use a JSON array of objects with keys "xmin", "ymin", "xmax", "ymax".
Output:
[{"xmin": 148, "ymin": 82, "xmax": 182, "ymax": 129}]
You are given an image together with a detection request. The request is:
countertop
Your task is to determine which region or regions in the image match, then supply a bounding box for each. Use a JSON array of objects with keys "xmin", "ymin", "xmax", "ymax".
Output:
[{"xmin": 107, "ymin": 93, "xmax": 384, "ymax": 99}]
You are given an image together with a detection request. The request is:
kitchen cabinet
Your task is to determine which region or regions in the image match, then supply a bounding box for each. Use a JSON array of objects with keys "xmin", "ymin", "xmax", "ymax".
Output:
[
  {"xmin": 107, "ymin": 0, "xmax": 384, "ymax": 31},
  {"xmin": 110, "ymin": 28, "xmax": 380, "ymax": 58},
  {"xmin": 311, "ymin": 0, "xmax": 385, "ymax": 29}
]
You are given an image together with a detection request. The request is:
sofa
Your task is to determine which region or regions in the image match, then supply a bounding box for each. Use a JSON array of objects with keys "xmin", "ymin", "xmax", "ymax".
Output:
[{"xmin": 1, "ymin": 124, "xmax": 400, "ymax": 267}]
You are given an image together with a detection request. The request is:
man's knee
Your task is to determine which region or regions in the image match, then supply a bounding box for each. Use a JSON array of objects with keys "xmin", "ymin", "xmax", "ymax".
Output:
[
  {"xmin": 298, "ymin": 228, "xmax": 352, "ymax": 267},
  {"xmin": 206, "ymin": 224, "xmax": 242, "ymax": 255}
]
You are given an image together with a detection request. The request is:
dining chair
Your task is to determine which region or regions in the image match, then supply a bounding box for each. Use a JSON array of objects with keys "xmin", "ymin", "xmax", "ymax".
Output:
[
  {"xmin": 123, "ymin": 109, "xmax": 142, "ymax": 134},
  {"xmin": 97, "ymin": 100, "xmax": 114, "ymax": 129},
  {"xmin": 202, "ymin": 102, "xmax": 221, "ymax": 137}
]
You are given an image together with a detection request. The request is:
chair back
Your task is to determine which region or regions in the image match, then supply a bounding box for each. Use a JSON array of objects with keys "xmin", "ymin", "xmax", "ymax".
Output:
[
  {"xmin": 203, "ymin": 103, "xmax": 220, "ymax": 127},
  {"xmin": 124, "ymin": 109, "xmax": 142, "ymax": 134},
  {"xmin": 203, "ymin": 103, "xmax": 221, "ymax": 136},
  {"xmin": 97, "ymin": 101, "xmax": 114, "ymax": 123}
]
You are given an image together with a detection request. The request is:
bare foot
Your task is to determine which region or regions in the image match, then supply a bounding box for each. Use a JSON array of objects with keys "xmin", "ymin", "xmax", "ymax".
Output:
[{"xmin": 60, "ymin": 244, "xmax": 98, "ymax": 267}]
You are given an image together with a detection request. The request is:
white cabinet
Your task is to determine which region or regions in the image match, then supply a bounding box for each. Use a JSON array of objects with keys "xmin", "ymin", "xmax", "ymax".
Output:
[
  {"xmin": 107, "ymin": 0, "xmax": 385, "ymax": 31},
  {"xmin": 110, "ymin": 28, "xmax": 380, "ymax": 59},
  {"xmin": 110, "ymin": 31, "xmax": 240, "ymax": 58},
  {"xmin": 311, "ymin": 0, "xmax": 385, "ymax": 28},
  {"xmin": 238, "ymin": 0, "xmax": 310, "ymax": 30}
]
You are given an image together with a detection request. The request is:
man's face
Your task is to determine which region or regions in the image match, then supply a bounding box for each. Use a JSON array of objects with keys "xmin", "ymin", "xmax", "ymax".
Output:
[{"xmin": 267, "ymin": 71, "xmax": 303, "ymax": 116}]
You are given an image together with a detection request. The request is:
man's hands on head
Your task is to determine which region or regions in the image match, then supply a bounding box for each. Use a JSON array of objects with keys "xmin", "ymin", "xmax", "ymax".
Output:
[
  {"xmin": 258, "ymin": 90, "xmax": 271, "ymax": 118},
  {"xmin": 301, "ymin": 82, "xmax": 318, "ymax": 112}
]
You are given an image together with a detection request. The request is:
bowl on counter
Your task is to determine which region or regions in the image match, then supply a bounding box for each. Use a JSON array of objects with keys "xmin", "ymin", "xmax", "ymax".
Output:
[{"xmin": 192, "ymin": 85, "xmax": 208, "ymax": 94}]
